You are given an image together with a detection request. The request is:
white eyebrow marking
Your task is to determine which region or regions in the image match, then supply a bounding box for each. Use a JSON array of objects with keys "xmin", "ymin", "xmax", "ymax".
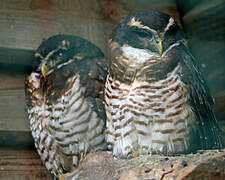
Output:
[
  {"xmin": 162, "ymin": 42, "xmax": 180, "ymax": 57},
  {"xmin": 45, "ymin": 59, "xmax": 74, "ymax": 76},
  {"xmin": 56, "ymin": 59, "xmax": 74, "ymax": 69},
  {"xmin": 164, "ymin": 17, "xmax": 175, "ymax": 32},
  {"xmin": 127, "ymin": 17, "xmax": 157, "ymax": 34}
]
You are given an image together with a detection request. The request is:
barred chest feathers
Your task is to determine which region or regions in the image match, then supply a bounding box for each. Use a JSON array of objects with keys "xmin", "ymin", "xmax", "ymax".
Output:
[
  {"xmin": 27, "ymin": 72, "xmax": 105, "ymax": 175},
  {"xmin": 104, "ymin": 46, "xmax": 196, "ymax": 157}
]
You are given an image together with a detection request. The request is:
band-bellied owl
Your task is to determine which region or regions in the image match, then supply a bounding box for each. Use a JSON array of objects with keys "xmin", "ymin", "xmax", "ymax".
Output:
[
  {"xmin": 25, "ymin": 34, "xmax": 107, "ymax": 176},
  {"xmin": 104, "ymin": 10, "xmax": 224, "ymax": 158}
]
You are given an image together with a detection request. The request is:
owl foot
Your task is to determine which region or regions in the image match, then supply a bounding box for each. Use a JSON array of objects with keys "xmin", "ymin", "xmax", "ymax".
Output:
[
  {"xmin": 127, "ymin": 151, "xmax": 140, "ymax": 159},
  {"xmin": 58, "ymin": 171, "xmax": 75, "ymax": 180}
]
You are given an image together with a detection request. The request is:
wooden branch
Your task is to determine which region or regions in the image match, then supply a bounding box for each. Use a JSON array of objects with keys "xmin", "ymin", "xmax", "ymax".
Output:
[{"xmin": 60, "ymin": 149, "xmax": 225, "ymax": 180}]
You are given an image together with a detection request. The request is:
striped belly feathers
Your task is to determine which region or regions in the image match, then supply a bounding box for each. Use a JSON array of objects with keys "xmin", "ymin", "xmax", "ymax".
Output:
[
  {"xmin": 104, "ymin": 66, "xmax": 195, "ymax": 157},
  {"xmin": 27, "ymin": 73, "xmax": 105, "ymax": 175}
]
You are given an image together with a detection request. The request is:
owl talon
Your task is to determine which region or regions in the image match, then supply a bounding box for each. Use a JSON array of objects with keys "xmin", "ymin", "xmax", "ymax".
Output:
[
  {"xmin": 127, "ymin": 151, "xmax": 140, "ymax": 159},
  {"xmin": 58, "ymin": 172, "xmax": 74, "ymax": 180}
]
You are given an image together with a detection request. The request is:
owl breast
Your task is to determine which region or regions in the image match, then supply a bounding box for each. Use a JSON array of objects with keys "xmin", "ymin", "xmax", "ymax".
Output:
[
  {"xmin": 105, "ymin": 65, "xmax": 196, "ymax": 157},
  {"xmin": 27, "ymin": 72, "xmax": 105, "ymax": 175}
]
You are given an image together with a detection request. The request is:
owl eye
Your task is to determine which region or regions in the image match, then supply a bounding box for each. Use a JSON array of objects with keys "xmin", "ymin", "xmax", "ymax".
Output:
[{"xmin": 57, "ymin": 49, "xmax": 66, "ymax": 57}]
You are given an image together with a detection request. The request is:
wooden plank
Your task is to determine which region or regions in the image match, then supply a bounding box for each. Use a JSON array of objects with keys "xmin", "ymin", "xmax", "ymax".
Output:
[
  {"xmin": 118, "ymin": 0, "xmax": 179, "ymax": 20},
  {"xmin": 0, "ymin": 147, "xmax": 53, "ymax": 180},
  {"xmin": 0, "ymin": 0, "xmax": 103, "ymax": 14},
  {"xmin": 0, "ymin": 64, "xmax": 33, "ymax": 146},
  {"xmin": 0, "ymin": 64, "xmax": 27, "ymax": 90},
  {"xmin": 0, "ymin": 131, "xmax": 33, "ymax": 148},
  {"xmin": 0, "ymin": 0, "xmax": 107, "ymax": 63},
  {"xmin": 100, "ymin": 0, "xmax": 179, "ymax": 23},
  {"xmin": 0, "ymin": 89, "xmax": 28, "ymax": 131},
  {"xmin": 0, "ymin": 9, "xmax": 106, "ymax": 51},
  {"xmin": 0, "ymin": 47, "xmax": 34, "ymax": 66}
]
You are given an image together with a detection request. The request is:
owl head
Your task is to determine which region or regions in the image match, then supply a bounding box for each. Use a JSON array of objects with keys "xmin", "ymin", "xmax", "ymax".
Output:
[
  {"xmin": 109, "ymin": 11, "xmax": 187, "ymax": 83},
  {"xmin": 32, "ymin": 35, "xmax": 104, "ymax": 98}
]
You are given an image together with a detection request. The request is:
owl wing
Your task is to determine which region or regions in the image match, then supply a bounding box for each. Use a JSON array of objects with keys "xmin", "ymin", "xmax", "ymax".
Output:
[
  {"xmin": 76, "ymin": 52, "xmax": 108, "ymax": 121},
  {"xmin": 178, "ymin": 44, "xmax": 224, "ymax": 150}
]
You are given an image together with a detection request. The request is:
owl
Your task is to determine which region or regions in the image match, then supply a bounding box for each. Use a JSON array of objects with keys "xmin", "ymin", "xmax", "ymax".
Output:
[
  {"xmin": 25, "ymin": 34, "xmax": 107, "ymax": 176},
  {"xmin": 104, "ymin": 10, "xmax": 224, "ymax": 158}
]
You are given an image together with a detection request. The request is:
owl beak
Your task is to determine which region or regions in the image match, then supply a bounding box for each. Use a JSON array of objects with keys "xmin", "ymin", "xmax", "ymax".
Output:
[
  {"xmin": 156, "ymin": 38, "xmax": 163, "ymax": 55},
  {"xmin": 41, "ymin": 62, "xmax": 50, "ymax": 77}
]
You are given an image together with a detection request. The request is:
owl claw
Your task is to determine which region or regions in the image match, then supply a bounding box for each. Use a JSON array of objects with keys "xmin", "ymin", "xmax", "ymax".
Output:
[
  {"xmin": 58, "ymin": 171, "xmax": 74, "ymax": 180},
  {"xmin": 58, "ymin": 174, "xmax": 66, "ymax": 180},
  {"xmin": 127, "ymin": 151, "xmax": 140, "ymax": 159}
]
